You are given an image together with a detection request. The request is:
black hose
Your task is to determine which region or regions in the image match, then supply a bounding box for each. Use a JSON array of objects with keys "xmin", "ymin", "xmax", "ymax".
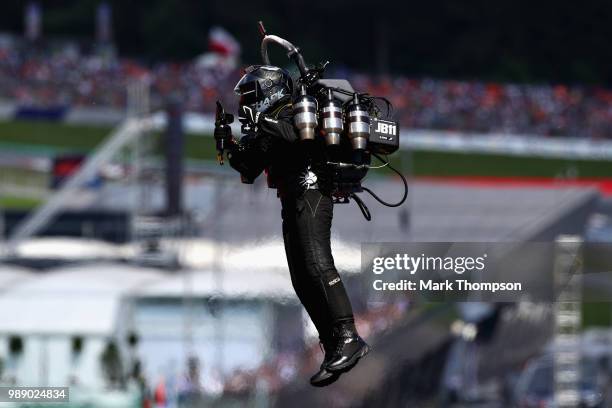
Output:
[
  {"xmin": 350, "ymin": 192, "xmax": 372, "ymax": 221},
  {"xmin": 361, "ymin": 153, "xmax": 408, "ymax": 207}
]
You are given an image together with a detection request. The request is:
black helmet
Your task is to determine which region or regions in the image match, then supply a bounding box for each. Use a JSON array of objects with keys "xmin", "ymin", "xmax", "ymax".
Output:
[{"xmin": 234, "ymin": 65, "xmax": 293, "ymax": 113}]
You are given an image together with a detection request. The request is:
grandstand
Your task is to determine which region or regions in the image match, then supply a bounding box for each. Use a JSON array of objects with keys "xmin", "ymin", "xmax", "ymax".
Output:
[{"xmin": 1, "ymin": 35, "xmax": 611, "ymax": 138}]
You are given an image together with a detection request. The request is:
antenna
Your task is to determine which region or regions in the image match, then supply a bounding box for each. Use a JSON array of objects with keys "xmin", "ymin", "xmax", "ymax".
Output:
[{"xmin": 257, "ymin": 21, "xmax": 267, "ymax": 38}]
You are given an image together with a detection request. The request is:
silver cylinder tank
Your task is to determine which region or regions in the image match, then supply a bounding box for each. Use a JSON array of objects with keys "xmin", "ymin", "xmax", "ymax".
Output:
[
  {"xmin": 293, "ymin": 86, "xmax": 317, "ymax": 140},
  {"xmin": 346, "ymin": 95, "xmax": 370, "ymax": 150},
  {"xmin": 321, "ymin": 89, "xmax": 343, "ymax": 145}
]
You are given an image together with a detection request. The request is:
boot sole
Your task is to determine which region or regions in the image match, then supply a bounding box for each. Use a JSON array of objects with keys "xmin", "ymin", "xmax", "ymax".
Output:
[
  {"xmin": 326, "ymin": 344, "xmax": 370, "ymax": 373},
  {"xmin": 310, "ymin": 371, "xmax": 341, "ymax": 387}
]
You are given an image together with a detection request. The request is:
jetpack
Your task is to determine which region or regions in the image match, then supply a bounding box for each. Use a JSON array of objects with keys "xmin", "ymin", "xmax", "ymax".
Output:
[{"xmin": 238, "ymin": 22, "xmax": 408, "ymax": 220}]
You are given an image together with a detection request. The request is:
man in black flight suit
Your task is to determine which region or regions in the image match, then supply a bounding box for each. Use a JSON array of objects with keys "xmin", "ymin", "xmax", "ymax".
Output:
[{"xmin": 214, "ymin": 65, "xmax": 369, "ymax": 387}]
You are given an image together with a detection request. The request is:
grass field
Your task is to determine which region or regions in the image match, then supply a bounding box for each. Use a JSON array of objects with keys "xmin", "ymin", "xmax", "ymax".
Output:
[
  {"xmin": 1, "ymin": 120, "xmax": 611, "ymax": 178},
  {"xmin": 408, "ymin": 150, "xmax": 612, "ymax": 178},
  {"xmin": 0, "ymin": 195, "xmax": 42, "ymax": 209},
  {"xmin": 0, "ymin": 120, "xmax": 109, "ymax": 153},
  {"xmin": 583, "ymin": 302, "xmax": 612, "ymax": 327}
]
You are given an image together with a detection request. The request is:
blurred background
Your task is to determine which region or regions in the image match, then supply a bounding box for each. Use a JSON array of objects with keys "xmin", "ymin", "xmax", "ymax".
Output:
[{"xmin": 0, "ymin": 1, "xmax": 611, "ymax": 407}]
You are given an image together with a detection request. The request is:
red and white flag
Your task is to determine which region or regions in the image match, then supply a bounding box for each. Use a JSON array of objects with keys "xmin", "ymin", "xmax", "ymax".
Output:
[{"xmin": 208, "ymin": 26, "xmax": 241, "ymax": 57}]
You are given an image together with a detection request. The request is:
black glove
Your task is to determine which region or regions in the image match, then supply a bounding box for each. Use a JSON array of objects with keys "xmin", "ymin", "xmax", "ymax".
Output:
[
  {"xmin": 238, "ymin": 105, "xmax": 263, "ymax": 134},
  {"xmin": 227, "ymin": 133, "xmax": 267, "ymax": 183},
  {"xmin": 213, "ymin": 122, "xmax": 234, "ymax": 165},
  {"xmin": 214, "ymin": 123, "xmax": 232, "ymax": 143}
]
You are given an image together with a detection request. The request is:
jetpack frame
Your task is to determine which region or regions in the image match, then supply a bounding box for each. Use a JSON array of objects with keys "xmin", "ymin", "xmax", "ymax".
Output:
[{"xmin": 256, "ymin": 22, "xmax": 408, "ymax": 220}]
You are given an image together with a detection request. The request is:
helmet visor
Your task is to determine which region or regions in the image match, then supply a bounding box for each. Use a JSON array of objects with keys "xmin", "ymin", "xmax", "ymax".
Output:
[{"xmin": 234, "ymin": 76, "xmax": 263, "ymax": 107}]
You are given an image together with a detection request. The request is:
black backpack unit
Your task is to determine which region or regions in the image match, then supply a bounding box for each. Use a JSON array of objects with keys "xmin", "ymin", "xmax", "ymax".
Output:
[{"xmin": 240, "ymin": 22, "xmax": 408, "ymax": 220}]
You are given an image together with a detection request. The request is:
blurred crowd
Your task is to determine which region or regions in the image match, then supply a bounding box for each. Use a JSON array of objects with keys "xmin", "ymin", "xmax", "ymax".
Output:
[
  {"xmin": 1, "ymin": 42, "xmax": 611, "ymax": 139},
  {"xmin": 0, "ymin": 43, "xmax": 238, "ymax": 113},
  {"xmin": 354, "ymin": 75, "xmax": 612, "ymax": 139},
  {"xmin": 139, "ymin": 299, "xmax": 410, "ymax": 407}
]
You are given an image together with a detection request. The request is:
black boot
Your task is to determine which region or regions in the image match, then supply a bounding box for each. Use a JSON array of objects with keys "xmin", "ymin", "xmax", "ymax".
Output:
[
  {"xmin": 325, "ymin": 320, "xmax": 370, "ymax": 373},
  {"xmin": 310, "ymin": 338, "xmax": 341, "ymax": 387}
]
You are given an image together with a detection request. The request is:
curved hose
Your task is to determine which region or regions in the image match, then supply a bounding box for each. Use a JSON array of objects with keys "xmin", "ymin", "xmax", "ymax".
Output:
[
  {"xmin": 362, "ymin": 153, "xmax": 408, "ymax": 207},
  {"xmin": 350, "ymin": 192, "xmax": 372, "ymax": 221},
  {"xmin": 261, "ymin": 35, "xmax": 308, "ymax": 78}
]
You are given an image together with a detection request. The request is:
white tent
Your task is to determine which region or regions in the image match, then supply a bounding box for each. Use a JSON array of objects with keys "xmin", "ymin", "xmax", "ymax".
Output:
[
  {"xmin": 0, "ymin": 262, "xmax": 164, "ymax": 336},
  {"xmin": 176, "ymin": 237, "xmax": 362, "ymax": 274},
  {"xmin": 0, "ymin": 264, "xmax": 35, "ymax": 292},
  {"xmin": 10, "ymin": 237, "xmax": 131, "ymax": 262}
]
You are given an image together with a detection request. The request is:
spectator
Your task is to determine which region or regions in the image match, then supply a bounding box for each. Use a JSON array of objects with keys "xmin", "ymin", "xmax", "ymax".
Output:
[{"xmin": 0, "ymin": 37, "xmax": 610, "ymax": 139}]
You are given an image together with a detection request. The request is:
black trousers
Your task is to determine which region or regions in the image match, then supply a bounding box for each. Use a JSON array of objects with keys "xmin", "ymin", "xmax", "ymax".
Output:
[{"xmin": 281, "ymin": 189, "xmax": 354, "ymax": 342}]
